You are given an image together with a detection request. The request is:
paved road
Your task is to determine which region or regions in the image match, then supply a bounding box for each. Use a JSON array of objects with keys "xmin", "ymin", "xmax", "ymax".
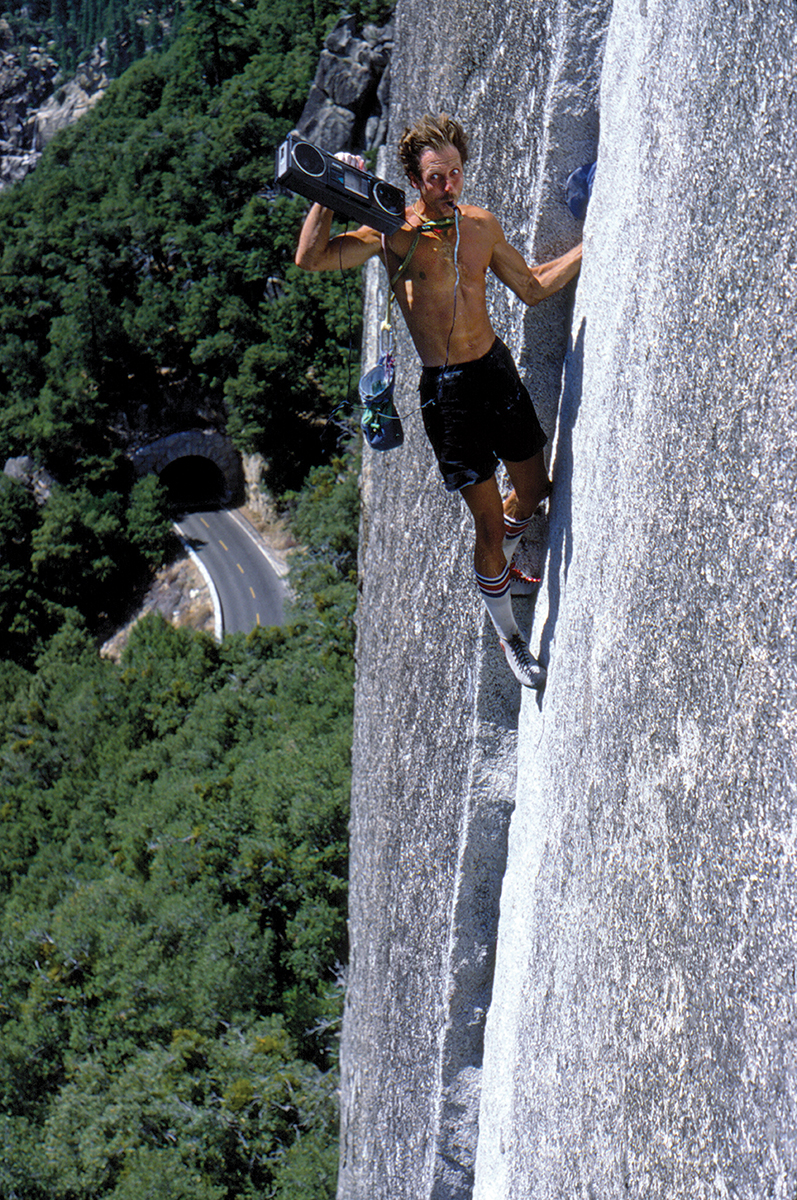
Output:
[{"xmin": 174, "ymin": 508, "xmax": 288, "ymax": 636}]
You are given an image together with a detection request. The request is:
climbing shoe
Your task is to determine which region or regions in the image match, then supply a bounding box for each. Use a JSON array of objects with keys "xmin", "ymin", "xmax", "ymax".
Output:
[
  {"xmin": 509, "ymin": 563, "xmax": 542, "ymax": 595},
  {"xmin": 500, "ymin": 633, "xmax": 547, "ymax": 690}
]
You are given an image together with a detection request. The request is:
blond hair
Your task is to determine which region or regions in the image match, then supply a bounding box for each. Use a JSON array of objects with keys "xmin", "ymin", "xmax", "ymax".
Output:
[{"xmin": 397, "ymin": 113, "xmax": 469, "ymax": 182}]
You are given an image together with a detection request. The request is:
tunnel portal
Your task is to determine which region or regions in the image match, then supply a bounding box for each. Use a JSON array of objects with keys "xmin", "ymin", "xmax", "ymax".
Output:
[
  {"xmin": 130, "ymin": 430, "xmax": 245, "ymax": 509},
  {"xmin": 159, "ymin": 456, "xmax": 227, "ymax": 509}
]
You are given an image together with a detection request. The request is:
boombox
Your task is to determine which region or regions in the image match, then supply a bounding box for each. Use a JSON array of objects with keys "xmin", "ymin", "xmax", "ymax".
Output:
[{"xmin": 275, "ymin": 135, "xmax": 406, "ymax": 234}]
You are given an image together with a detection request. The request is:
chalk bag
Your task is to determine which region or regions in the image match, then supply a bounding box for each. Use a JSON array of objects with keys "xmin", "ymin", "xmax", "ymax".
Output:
[{"xmin": 359, "ymin": 335, "xmax": 403, "ymax": 452}]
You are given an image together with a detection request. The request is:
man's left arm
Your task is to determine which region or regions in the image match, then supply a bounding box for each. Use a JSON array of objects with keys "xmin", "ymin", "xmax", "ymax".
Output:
[{"xmin": 489, "ymin": 218, "xmax": 582, "ymax": 307}]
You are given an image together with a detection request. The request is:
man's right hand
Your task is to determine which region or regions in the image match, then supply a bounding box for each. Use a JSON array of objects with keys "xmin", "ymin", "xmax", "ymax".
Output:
[{"xmin": 334, "ymin": 151, "xmax": 366, "ymax": 172}]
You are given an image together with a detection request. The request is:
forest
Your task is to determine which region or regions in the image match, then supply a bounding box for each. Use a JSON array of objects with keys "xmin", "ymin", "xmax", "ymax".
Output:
[
  {"xmin": 0, "ymin": 456, "xmax": 358, "ymax": 1198},
  {"xmin": 0, "ymin": 0, "xmax": 386, "ymax": 663},
  {"xmin": 0, "ymin": 0, "xmax": 385, "ymax": 1192}
]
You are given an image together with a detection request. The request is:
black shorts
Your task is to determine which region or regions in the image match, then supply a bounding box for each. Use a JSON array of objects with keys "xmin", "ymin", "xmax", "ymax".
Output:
[{"xmin": 419, "ymin": 338, "xmax": 547, "ymax": 492}]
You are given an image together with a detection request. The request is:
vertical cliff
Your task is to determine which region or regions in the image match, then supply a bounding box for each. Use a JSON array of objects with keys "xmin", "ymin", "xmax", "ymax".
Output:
[
  {"xmin": 477, "ymin": 0, "xmax": 797, "ymax": 1196},
  {"xmin": 342, "ymin": 0, "xmax": 796, "ymax": 1197},
  {"xmin": 341, "ymin": 1, "xmax": 608, "ymax": 1196}
]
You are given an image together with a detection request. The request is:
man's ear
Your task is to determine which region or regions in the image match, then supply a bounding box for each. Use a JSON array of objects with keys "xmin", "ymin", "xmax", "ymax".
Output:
[{"xmin": 408, "ymin": 175, "xmax": 420, "ymax": 191}]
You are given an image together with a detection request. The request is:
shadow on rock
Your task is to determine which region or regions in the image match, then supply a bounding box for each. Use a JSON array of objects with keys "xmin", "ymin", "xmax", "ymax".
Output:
[{"xmin": 540, "ymin": 315, "xmax": 586, "ymax": 665}]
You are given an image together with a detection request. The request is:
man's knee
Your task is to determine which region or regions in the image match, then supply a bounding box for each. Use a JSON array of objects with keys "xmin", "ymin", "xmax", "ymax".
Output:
[{"xmin": 505, "ymin": 452, "xmax": 551, "ymax": 510}]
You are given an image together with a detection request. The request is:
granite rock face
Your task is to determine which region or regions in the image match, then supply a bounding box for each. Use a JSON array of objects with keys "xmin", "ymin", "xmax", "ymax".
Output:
[
  {"xmin": 0, "ymin": 43, "xmax": 58, "ymax": 186},
  {"xmin": 342, "ymin": 0, "xmax": 797, "ymax": 1197},
  {"xmin": 34, "ymin": 41, "xmax": 110, "ymax": 148},
  {"xmin": 3, "ymin": 455, "xmax": 56, "ymax": 505},
  {"xmin": 476, "ymin": 0, "xmax": 797, "ymax": 1196},
  {"xmin": 340, "ymin": 1, "xmax": 607, "ymax": 1197},
  {"xmin": 295, "ymin": 14, "xmax": 393, "ymax": 153}
]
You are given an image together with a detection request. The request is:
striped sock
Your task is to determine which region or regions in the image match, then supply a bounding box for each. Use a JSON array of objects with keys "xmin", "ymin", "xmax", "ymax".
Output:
[
  {"xmin": 503, "ymin": 513, "xmax": 532, "ymax": 564},
  {"xmin": 475, "ymin": 563, "xmax": 518, "ymax": 640}
]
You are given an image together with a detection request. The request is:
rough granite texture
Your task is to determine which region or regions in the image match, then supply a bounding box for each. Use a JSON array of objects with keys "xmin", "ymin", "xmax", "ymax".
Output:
[
  {"xmin": 295, "ymin": 14, "xmax": 393, "ymax": 152},
  {"xmin": 340, "ymin": 1, "xmax": 608, "ymax": 1196},
  {"xmin": 476, "ymin": 1, "xmax": 797, "ymax": 1197},
  {"xmin": 342, "ymin": 0, "xmax": 796, "ymax": 1196}
]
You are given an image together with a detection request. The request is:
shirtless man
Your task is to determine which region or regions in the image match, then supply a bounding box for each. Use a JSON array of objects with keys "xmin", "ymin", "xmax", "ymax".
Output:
[{"xmin": 295, "ymin": 113, "xmax": 582, "ymax": 688}]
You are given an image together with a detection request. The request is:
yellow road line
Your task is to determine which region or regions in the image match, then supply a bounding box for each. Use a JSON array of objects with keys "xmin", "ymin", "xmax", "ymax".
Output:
[
  {"xmin": 219, "ymin": 540, "xmax": 228, "ymax": 551},
  {"xmin": 200, "ymin": 517, "xmax": 210, "ymax": 529},
  {"xmin": 237, "ymin": 563, "xmax": 244, "ymax": 574},
  {"xmin": 249, "ymin": 587, "xmax": 256, "ymax": 599}
]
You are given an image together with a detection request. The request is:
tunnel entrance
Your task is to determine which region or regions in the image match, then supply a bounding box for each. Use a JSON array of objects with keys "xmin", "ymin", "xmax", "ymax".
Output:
[
  {"xmin": 131, "ymin": 430, "xmax": 245, "ymax": 508},
  {"xmin": 159, "ymin": 456, "xmax": 227, "ymax": 510}
]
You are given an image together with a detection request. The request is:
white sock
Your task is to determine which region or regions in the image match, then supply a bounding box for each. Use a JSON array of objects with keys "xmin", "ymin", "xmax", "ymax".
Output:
[
  {"xmin": 502, "ymin": 513, "xmax": 532, "ymax": 564},
  {"xmin": 475, "ymin": 563, "xmax": 518, "ymax": 640}
]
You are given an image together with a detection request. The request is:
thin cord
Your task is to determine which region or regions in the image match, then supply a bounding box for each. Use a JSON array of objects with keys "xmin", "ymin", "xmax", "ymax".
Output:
[
  {"xmin": 328, "ymin": 206, "xmax": 463, "ymax": 429},
  {"xmin": 400, "ymin": 204, "xmax": 461, "ymax": 420},
  {"xmin": 441, "ymin": 204, "xmax": 461, "ymax": 377}
]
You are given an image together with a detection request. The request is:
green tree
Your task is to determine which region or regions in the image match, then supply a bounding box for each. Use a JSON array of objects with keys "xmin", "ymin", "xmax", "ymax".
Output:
[
  {"xmin": 126, "ymin": 475, "xmax": 173, "ymax": 569},
  {"xmin": 0, "ymin": 476, "xmax": 46, "ymax": 661}
]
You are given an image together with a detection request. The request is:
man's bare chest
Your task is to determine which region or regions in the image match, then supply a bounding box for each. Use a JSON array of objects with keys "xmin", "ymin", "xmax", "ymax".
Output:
[
  {"xmin": 410, "ymin": 234, "xmax": 459, "ymax": 281},
  {"xmin": 389, "ymin": 223, "xmax": 491, "ymax": 289},
  {"xmin": 388, "ymin": 213, "xmax": 489, "ymax": 274}
]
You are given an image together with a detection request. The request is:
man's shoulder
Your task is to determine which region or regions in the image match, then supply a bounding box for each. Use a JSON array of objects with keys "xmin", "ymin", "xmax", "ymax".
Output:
[
  {"xmin": 458, "ymin": 202, "xmax": 498, "ymax": 221},
  {"xmin": 458, "ymin": 204, "xmax": 504, "ymax": 238}
]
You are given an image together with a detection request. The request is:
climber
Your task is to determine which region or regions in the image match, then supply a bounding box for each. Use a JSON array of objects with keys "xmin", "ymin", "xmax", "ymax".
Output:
[{"xmin": 295, "ymin": 113, "xmax": 582, "ymax": 689}]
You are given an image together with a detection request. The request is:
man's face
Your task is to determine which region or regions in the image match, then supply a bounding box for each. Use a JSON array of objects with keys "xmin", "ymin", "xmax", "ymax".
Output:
[{"xmin": 411, "ymin": 144, "xmax": 464, "ymax": 216}]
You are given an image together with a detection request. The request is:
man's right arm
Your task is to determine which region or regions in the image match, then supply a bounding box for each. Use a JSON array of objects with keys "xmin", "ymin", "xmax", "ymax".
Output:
[{"xmin": 295, "ymin": 203, "xmax": 382, "ymax": 272}]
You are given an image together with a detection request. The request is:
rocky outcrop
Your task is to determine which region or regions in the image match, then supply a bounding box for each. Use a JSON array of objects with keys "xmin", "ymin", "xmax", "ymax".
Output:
[
  {"xmin": 35, "ymin": 41, "xmax": 110, "ymax": 148},
  {"xmin": 2, "ymin": 15, "xmax": 391, "ymax": 189},
  {"xmin": 342, "ymin": 0, "xmax": 797, "ymax": 1197},
  {"xmin": 295, "ymin": 14, "xmax": 392, "ymax": 153},
  {"xmin": 0, "ymin": 41, "xmax": 58, "ymax": 186},
  {"xmin": 0, "ymin": 38, "xmax": 110, "ymax": 190},
  {"xmin": 3, "ymin": 456, "xmax": 56, "ymax": 505}
]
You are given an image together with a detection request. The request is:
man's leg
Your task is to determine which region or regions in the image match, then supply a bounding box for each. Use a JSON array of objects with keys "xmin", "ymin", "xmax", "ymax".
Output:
[
  {"xmin": 501, "ymin": 451, "xmax": 552, "ymax": 563},
  {"xmin": 460, "ymin": 474, "xmax": 545, "ymax": 689},
  {"xmin": 460, "ymin": 475, "xmax": 506, "ymax": 577}
]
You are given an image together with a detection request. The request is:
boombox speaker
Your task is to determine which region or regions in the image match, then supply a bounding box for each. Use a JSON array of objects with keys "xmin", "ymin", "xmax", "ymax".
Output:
[{"xmin": 275, "ymin": 135, "xmax": 406, "ymax": 234}]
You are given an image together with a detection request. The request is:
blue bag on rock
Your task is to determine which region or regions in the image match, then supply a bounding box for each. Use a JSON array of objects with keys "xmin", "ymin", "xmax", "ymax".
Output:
[{"xmin": 565, "ymin": 160, "xmax": 597, "ymax": 220}]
